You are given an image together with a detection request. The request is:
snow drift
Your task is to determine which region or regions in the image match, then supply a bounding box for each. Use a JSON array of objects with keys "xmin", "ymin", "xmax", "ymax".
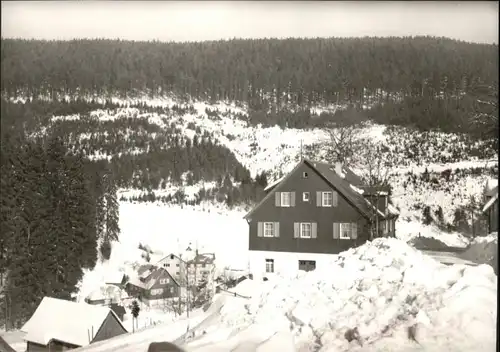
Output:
[{"xmin": 76, "ymin": 238, "xmax": 497, "ymax": 352}]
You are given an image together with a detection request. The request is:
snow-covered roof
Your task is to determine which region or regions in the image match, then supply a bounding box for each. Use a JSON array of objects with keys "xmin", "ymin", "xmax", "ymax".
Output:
[
  {"xmin": 86, "ymin": 285, "xmax": 129, "ymax": 302},
  {"xmin": 21, "ymin": 297, "xmax": 127, "ymax": 347},
  {"xmin": 104, "ymin": 271, "xmax": 125, "ymax": 285},
  {"xmin": 188, "ymin": 253, "xmax": 216, "ymax": 265},
  {"xmin": 126, "ymin": 275, "xmax": 147, "ymax": 289},
  {"xmin": 264, "ymin": 176, "xmax": 285, "ymax": 192},
  {"xmin": 349, "ymin": 184, "xmax": 365, "ymax": 195},
  {"xmin": 139, "ymin": 269, "xmax": 153, "ymax": 279},
  {"xmin": 482, "ymin": 192, "xmax": 498, "ymax": 212}
]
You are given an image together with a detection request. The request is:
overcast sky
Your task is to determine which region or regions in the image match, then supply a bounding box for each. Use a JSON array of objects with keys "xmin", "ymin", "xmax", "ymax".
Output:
[{"xmin": 1, "ymin": 1, "xmax": 498, "ymax": 44}]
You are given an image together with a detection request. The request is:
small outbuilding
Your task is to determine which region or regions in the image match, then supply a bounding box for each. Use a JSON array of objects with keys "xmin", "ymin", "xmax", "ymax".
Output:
[{"xmin": 21, "ymin": 296, "xmax": 128, "ymax": 351}]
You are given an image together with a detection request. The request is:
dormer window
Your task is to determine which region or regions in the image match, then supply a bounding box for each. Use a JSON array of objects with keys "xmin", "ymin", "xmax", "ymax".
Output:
[{"xmin": 302, "ymin": 171, "xmax": 308, "ymax": 178}]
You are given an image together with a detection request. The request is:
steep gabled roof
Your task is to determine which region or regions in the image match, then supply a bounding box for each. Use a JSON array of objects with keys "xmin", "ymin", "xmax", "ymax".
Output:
[
  {"xmin": 155, "ymin": 253, "xmax": 187, "ymax": 265},
  {"xmin": 244, "ymin": 159, "xmax": 390, "ymax": 221},
  {"xmin": 311, "ymin": 160, "xmax": 383, "ymax": 219},
  {"xmin": 21, "ymin": 297, "xmax": 127, "ymax": 347}
]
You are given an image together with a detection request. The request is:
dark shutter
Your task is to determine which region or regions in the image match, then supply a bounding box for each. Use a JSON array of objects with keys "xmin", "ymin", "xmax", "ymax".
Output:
[
  {"xmin": 294, "ymin": 223, "xmax": 300, "ymax": 238},
  {"xmin": 312, "ymin": 223, "xmax": 317, "ymax": 238},
  {"xmin": 274, "ymin": 222, "xmax": 280, "ymax": 237},
  {"xmin": 351, "ymin": 223, "xmax": 358, "ymax": 239},
  {"xmin": 333, "ymin": 223, "xmax": 340, "ymax": 239},
  {"xmin": 332, "ymin": 191, "xmax": 338, "ymax": 207},
  {"xmin": 316, "ymin": 191, "xmax": 322, "ymax": 207},
  {"xmin": 291, "ymin": 192, "xmax": 296, "ymax": 207},
  {"xmin": 275, "ymin": 192, "xmax": 281, "ymax": 207},
  {"xmin": 257, "ymin": 222, "xmax": 263, "ymax": 237}
]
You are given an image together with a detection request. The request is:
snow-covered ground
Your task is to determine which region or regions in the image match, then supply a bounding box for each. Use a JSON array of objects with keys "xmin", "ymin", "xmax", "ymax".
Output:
[
  {"xmin": 74, "ymin": 202, "xmax": 248, "ymax": 303},
  {"xmin": 71, "ymin": 238, "xmax": 497, "ymax": 352}
]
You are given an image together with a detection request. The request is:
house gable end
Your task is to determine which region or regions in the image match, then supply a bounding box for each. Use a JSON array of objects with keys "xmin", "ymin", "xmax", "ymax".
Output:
[
  {"xmin": 91, "ymin": 311, "xmax": 128, "ymax": 343},
  {"xmin": 244, "ymin": 159, "xmax": 311, "ymax": 220}
]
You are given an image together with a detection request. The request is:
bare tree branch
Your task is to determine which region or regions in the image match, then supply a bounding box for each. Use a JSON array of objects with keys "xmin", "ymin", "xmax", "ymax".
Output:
[
  {"xmin": 324, "ymin": 123, "xmax": 363, "ymax": 167},
  {"xmin": 357, "ymin": 138, "xmax": 394, "ymax": 240}
]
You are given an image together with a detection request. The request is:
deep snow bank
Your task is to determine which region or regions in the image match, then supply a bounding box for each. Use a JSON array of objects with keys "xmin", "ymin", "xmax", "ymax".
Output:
[
  {"xmin": 75, "ymin": 238, "xmax": 496, "ymax": 352},
  {"xmin": 181, "ymin": 238, "xmax": 497, "ymax": 352}
]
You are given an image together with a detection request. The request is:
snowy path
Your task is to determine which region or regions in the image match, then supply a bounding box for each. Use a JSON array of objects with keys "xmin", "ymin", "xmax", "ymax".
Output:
[{"xmin": 422, "ymin": 250, "xmax": 478, "ymax": 266}]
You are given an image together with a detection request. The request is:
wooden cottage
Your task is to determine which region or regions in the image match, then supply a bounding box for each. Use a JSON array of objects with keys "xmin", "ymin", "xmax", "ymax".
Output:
[{"xmin": 21, "ymin": 297, "xmax": 127, "ymax": 351}]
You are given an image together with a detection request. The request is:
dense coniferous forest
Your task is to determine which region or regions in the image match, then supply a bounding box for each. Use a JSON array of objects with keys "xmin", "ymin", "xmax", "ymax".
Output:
[
  {"xmin": 1, "ymin": 37, "xmax": 498, "ymax": 138},
  {"xmin": 0, "ymin": 101, "xmax": 120, "ymax": 327}
]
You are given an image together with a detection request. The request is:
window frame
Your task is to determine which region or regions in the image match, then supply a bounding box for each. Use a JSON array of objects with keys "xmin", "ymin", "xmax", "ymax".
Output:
[
  {"xmin": 281, "ymin": 192, "xmax": 291, "ymax": 207},
  {"xmin": 303, "ymin": 192, "xmax": 310, "ymax": 202},
  {"xmin": 302, "ymin": 171, "xmax": 308, "ymax": 178},
  {"xmin": 159, "ymin": 278, "xmax": 168, "ymax": 285},
  {"xmin": 300, "ymin": 222, "xmax": 312, "ymax": 238},
  {"xmin": 322, "ymin": 191, "xmax": 333, "ymax": 207},
  {"xmin": 265, "ymin": 259, "xmax": 274, "ymax": 273},
  {"xmin": 263, "ymin": 222, "xmax": 275, "ymax": 237},
  {"xmin": 339, "ymin": 223, "xmax": 351, "ymax": 240}
]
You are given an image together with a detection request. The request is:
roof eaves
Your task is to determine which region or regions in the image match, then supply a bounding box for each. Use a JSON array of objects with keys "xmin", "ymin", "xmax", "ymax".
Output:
[
  {"xmin": 311, "ymin": 162, "xmax": 374, "ymax": 220},
  {"xmin": 483, "ymin": 192, "xmax": 498, "ymax": 212}
]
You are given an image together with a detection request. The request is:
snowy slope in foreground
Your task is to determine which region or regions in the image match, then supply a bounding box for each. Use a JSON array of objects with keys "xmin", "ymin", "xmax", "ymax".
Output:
[{"xmin": 76, "ymin": 239, "xmax": 496, "ymax": 352}]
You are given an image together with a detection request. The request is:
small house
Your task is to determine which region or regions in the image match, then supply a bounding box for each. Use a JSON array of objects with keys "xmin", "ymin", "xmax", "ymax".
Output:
[
  {"xmin": 155, "ymin": 253, "xmax": 187, "ymax": 283},
  {"xmin": 104, "ymin": 271, "xmax": 126, "ymax": 287},
  {"xmin": 86, "ymin": 284, "xmax": 129, "ymax": 306},
  {"xmin": 186, "ymin": 252, "xmax": 216, "ymax": 287},
  {"xmin": 125, "ymin": 267, "xmax": 181, "ymax": 305},
  {"xmin": 21, "ymin": 297, "xmax": 127, "ymax": 351}
]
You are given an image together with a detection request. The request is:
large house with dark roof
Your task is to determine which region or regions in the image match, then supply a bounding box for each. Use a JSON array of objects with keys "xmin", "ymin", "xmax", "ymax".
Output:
[{"xmin": 243, "ymin": 159, "xmax": 399, "ymax": 277}]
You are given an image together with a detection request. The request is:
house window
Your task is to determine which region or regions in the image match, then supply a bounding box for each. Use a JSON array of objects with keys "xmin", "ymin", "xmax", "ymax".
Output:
[
  {"xmin": 339, "ymin": 223, "xmax": 357, "ymax": 239},
  {"xmin": 166, "ymin": 263, "xmax": 170, "ymax": 267},
  {"xmin": 176, "ymin": 263, "xmax": 180, "ymax": 267},
  {"xmin": 202, "ymin": 263, "xmax": 206, "ymax": 268},
  {"xmin": 303, "ymin": 192, "xmax": 310, "ymax": 202},
  {"xmin": 264, "ymin": 222, "xmax": 275, "ymax": 237},
  {"xmin": 160, "ymin": 278, "xmax": 169, "ymax": 285},
  {"xmin": 322, "ymin": 192, "xmax": 333, "ymax": 207},
  {"xmin": 151, "ymin": 288, "xmax": 163, "ymax": 296},
  {"xmin": 265, "ymin": 259, "xmax": 274, "ymax": 273},
  {"xmin": 281, "ymin": 192, "xmax": 291, "ymax": 207},
  {"xmin": 300, "ymin": 223, "xmax": 312, "ymax": 238},
  {"xmin": 170, "ymin": 287, "xmax": 174, "ymax": 294},
  {"xmin": 302, "ymin": 172, "xmax": 308, "ymax": 178},
  {"xmin": 298, "ymin": 260, "xmax": 316, "ymax": 272}
]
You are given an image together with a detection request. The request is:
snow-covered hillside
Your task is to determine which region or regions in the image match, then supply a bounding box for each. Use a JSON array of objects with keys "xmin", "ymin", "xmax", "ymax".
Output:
[
  {"xmin": 31, "ymin": 94, "xmax": 497, "ymax": 244},
  {"xmin": 72, "ymin": 238, "xmax": 497, "ymax": 352}
]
